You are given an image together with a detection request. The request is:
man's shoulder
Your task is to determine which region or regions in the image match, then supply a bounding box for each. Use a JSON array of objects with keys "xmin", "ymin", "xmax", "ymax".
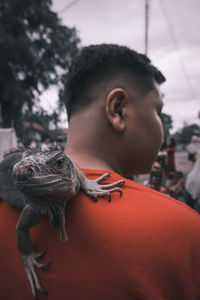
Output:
[
  {"xmin": 75, "ymin": 172, "xmax": 200, "ymax": 253},
  {"xmin": 124, "ymin": 178, "xmax": 199, "ymax": 221},
  {"xmin": 81, "ymin": 169, "xmax": 199, "ymax": 225}
]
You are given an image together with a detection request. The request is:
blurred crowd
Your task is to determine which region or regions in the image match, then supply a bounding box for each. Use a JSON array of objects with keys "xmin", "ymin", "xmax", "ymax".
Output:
[
  {"xmin": 147, "ymin": 135, "xmax": 200, "ymax": 213},
  {"xmin": 28, "ymin": 137, "xmax": 65, "ymax": 152}
]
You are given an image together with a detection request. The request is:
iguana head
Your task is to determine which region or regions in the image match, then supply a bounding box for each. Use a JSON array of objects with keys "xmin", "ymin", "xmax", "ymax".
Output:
[
  {"xmin": 13, "ymin": 146, "xmax": 79, "ymax": 240},
  {"xmin": 13, "ymin": 146, "xmax": 78, "ymax": 203}
]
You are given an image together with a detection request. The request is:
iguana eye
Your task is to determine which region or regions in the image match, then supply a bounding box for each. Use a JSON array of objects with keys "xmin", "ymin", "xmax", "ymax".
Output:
[{"xmin": 56, "ymin": 157, "xmax": 65, "ymax": 168}]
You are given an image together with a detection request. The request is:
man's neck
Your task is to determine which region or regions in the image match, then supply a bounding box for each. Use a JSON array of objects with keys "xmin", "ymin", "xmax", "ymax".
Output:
[
  {"xmin": 65, "ymin": 118, "xmax": 123, "ymax": 174},
  {"xmin": 64, "ymin": 148, "xmax": 114, "ymax": 171}
]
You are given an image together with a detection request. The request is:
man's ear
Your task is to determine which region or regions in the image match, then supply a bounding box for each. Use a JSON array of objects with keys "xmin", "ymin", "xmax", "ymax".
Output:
[{"xmin": 105, "ymin": 88, "xmax": 127, "ymax": 132}]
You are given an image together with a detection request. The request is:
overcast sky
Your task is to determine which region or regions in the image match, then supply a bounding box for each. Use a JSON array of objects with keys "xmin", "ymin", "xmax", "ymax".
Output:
[{"xmin": 42, "ymin": 0, "xmax": 200, "ymax": 132}]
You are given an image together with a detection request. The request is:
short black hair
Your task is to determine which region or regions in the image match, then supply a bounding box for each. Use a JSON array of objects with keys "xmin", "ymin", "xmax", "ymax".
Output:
[{"xmin": 64, "ymin": 44, "xmax": 166, "ymax": 119}]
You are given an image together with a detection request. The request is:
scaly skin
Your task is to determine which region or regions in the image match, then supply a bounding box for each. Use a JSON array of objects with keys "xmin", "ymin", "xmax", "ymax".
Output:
[
  {"xmin": 10, "ymin": 145, "xmax": 125, "ymax": 299},
  {"xmin": 0, "ymin": 149, "xmax": 25, "ymax": 208}
]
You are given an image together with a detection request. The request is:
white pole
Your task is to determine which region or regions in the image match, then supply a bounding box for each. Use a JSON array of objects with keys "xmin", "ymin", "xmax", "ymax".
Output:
[{"xmin": 145, "ymin": 0, "xmax": 149, "ymax": 55}]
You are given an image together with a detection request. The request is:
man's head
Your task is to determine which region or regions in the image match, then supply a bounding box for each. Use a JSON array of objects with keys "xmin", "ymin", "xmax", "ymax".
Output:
[
  {"xmin": 64, "ymin": 44, "xmax": 166, "ymax": 176},
  {"xmin": 64, "ymin": 44, "xmax": 165, "ymax": 120}
]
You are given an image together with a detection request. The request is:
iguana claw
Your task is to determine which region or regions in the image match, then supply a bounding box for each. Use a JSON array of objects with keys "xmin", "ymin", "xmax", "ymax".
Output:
[
  {"xmin": 83, "ymin": 173, "xmax": 125, "ymax": 202},
  {"xmin": 22, "ymin": 252, "xmax": 51, "ymax": 299}
]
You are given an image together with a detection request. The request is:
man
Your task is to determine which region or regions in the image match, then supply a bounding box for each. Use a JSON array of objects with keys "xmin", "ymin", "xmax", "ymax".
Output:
[
  {"xmin": 185, "ymin": 148, "xmax": 200, "ymax": 211},
  {"xmin": 186, "ymin": 135, "xmax": 200, "ymax": 163},
  {"xmin": 0, "ymin": 44, "xmax": 200, "ymax": 299}
]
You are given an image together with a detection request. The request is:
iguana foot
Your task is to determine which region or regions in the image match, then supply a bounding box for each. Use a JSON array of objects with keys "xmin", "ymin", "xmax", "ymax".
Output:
[
  {"xmin": 83, "ymin": 173, "xmax": 125, "ymax": 202},
  {"xmin": 22, "ymin": 251, "xmax": 51, "ymax": 299}
]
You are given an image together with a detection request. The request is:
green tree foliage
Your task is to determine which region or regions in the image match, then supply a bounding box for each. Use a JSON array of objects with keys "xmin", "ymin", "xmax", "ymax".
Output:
[
  {"xmin": 22, "ymin": 109, "xmax": 58, "ymax": 133},
  {"xmin": 0, "ymin": 0, "xmax": 80, "ymax": 133},
  {"xmin": 20, "ymin": 108, "xmax": 61, "ymax": 146},
  {"xmin": 174, "ymin": 123, "xmax": 200, "ymax": 145},
  {"xmin": 160, "ymin": 113, "xmax": 173, "ymax": 142}
]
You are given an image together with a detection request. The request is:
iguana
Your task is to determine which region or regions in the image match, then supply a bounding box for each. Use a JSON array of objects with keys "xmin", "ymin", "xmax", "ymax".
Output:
[{"xmin": 0, "ymin": 146, "xmax": 124, "ymax": 299}]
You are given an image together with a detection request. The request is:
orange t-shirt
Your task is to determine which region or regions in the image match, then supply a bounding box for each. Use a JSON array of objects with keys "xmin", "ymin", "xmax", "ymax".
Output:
[{"xmin": 0, "ymin": 169, "xmax": 200, "ymax": 300}]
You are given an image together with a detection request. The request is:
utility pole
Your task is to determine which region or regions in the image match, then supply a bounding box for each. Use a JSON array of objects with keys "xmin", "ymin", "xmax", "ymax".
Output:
[{"xmin": 145, "ymin": 0, "xmax": 149, "ymax": 56}]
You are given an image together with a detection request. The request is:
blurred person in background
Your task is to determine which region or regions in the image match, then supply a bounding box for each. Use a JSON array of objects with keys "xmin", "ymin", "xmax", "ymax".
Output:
[
  {"xmin": 28, "ymin": 140, "xmax": 37, "ymax": 150},
  {"xmin": 186, "ymin": 135, "xmax": 200, "ymax": 163},
  {"xmin": 185, "ymin": 148, "xmax": 200, "ymax": 212},
  {"xmin": 162, "ymin": 171, "xmax": 185, "ymax": 202},
  {"xmin": 148, "ymin": 160, "xmax": 163, "ymax": 191},
  {"xmin": 40, "ymin": 137, "xmax": 50, "ymax": 151},
  {"xmin": 166, "ymin": 137, "xmax": 176, "ymax": 173},
  {"xmin": 157, "ymin": 141, "xmax": 167, "ymax": 178}
]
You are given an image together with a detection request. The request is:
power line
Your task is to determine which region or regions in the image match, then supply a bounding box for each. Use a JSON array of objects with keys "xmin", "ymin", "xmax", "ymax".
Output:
[
  {"xmin": 159, "ymin": 0, "xmax": 198, "ymax": 101},
  {"xmin": 145, "ymin": 0, "xmax": 149, "ymax": 56},
  {"xmin": 57, "ymin": 0, "xmax": 82, "ymax": 14}
]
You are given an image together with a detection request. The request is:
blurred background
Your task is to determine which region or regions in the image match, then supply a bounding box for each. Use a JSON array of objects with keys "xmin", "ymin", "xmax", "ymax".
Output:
[{"xmin": 0, "ymin": 0, "xmax": 200, "ymax": 211}]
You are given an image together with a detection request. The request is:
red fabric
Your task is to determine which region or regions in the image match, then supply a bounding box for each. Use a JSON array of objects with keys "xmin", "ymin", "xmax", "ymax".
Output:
[{"xmin": 0, "ymin": 169, "xmax": 200, "ymax": 300}]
